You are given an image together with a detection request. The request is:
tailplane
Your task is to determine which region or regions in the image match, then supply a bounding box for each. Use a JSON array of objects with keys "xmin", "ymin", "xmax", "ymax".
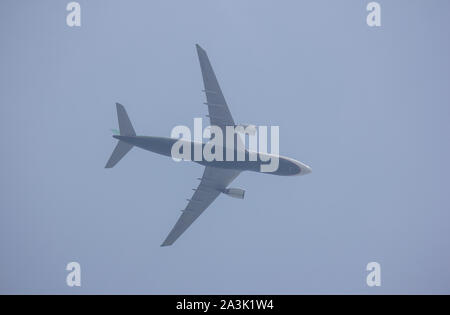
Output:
[{"xmin": 105, "ymin": 103, "xmax": 136, "ymax": 168}]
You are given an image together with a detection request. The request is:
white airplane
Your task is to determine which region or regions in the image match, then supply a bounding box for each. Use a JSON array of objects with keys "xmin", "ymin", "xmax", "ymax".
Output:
[{"xmin": 106, "ymin": 45, "xmax": 312, "ymax": 246}]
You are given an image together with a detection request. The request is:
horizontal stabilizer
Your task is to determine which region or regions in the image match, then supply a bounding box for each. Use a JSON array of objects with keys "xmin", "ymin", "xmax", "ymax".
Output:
[{"xmin": 105, "ymin": 140, "xmax": 133, "ymax": 168}]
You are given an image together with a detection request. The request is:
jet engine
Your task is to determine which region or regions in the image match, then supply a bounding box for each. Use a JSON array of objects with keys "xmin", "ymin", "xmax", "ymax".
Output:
[{"xmin": 222, "ymin": 188, "xmax": 245, "ymax": 199}]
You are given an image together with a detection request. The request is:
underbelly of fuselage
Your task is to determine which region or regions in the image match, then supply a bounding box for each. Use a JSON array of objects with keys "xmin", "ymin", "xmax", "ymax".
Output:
[{"xmin": 113, "ymin": 135, "xmax": 297, "ymax": 175}]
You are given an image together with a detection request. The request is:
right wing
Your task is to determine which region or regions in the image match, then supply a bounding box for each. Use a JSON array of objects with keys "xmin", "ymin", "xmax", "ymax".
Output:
[{"xmin": 161, "ymin": 166, "xmax": 241, "ymax": 246}]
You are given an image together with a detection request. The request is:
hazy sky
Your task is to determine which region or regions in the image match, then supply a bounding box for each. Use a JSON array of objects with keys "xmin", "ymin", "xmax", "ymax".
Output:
[{"xmin": 1, "ymin": 0, "xmax": 450, "ymax": 294}]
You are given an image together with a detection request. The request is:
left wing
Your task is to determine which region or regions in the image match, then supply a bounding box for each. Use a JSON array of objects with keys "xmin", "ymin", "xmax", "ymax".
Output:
[
  {"xmin": 196, "ymin": 44, "xmax": 245, "ymax": 149},
  {"xmin": 161, "ymin": 166, "xmax": 241, "ymax": 246},
  {"xmin": 196, "ymin": 44, "xmax": 235, "ymax": 129}
]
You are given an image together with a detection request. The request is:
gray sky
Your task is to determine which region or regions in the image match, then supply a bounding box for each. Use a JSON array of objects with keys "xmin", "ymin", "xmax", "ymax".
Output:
[{"xmin": 1, "ymin": 0, "xmax": 450, "ymax": 294}]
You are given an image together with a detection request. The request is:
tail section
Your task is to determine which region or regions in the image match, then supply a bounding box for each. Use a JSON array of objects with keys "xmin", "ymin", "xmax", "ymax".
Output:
[{"xmin": 105, "ymin": 103, "xmax": 136, "ymax": 168}]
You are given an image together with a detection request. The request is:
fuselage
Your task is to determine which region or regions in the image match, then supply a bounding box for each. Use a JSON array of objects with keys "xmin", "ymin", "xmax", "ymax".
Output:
[{"xmin": 114, "ymin": 135, "xmax": 312, "ymax": 176}]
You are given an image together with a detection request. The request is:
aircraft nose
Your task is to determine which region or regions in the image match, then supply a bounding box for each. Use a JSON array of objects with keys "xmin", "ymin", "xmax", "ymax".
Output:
[
  {"xmin": 294, "ymin": 162, "xmax": 311, "ymax": 176},
  {"xmin": 301, "ymin": 164, "xmax": 312, "ymax": 175}
]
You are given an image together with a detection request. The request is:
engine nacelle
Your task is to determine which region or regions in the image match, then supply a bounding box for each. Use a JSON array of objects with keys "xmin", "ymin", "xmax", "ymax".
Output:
[
  {"xmin": 222, "ymin": 188, "xmax": 245, "ymax": 199},
  {"xmin": 235, "ymin": 124, "xmax": 257, "ymax": 136}
]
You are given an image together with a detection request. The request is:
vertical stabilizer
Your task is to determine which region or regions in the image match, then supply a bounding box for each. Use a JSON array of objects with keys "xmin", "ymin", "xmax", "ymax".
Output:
[
  {"xmin": 116, "ymin": 103, "xmax": 136, "ymax": 136},
  {"xmin": 105, "ymin": 103, "xmax": 136, "ymax": 168}
]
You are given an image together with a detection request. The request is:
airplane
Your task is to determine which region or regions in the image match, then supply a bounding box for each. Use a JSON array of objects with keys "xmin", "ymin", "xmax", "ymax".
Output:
[{"xmin": 105, "ymin": 44, "xmax": 312, "ymax": 246}]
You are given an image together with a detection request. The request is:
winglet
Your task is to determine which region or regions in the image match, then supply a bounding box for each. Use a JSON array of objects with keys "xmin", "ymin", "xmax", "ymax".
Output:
[{"xmin": 195, "ymin": 43, "xmax": 204, "ymax": 53}]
